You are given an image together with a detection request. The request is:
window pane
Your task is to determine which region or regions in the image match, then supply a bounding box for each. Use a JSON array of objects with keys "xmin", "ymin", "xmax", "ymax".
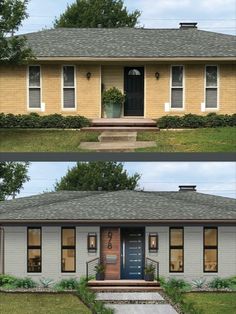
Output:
[
  {"xmin": 172, "ymin": 66, "xmax": 183, "ymax": 87},
  {"xmin": 29, "ymin": 66, "xmax": 40, "ymax": 87},
  {"xmin": 206, "ymin": 88, "xmax": 217, "ymax": 108},
  {"xmin": 204, "ymin": 249, "xmax": 217, "ymax": 272},
  {"xmin": 170, "ymin": 229, "xmax": 183, "ymax": 246},
  {"xmin": 170, "ymin": 249, "xmax": 183, "ymax": 272},
  {"xmin": 28, "ymin": 228, "xmax": 41, "ymax": 246},
  {"xmin": 62, "ymin": 249, "xmax": 75, "ymax": 272},
  {"xmin": 29, "ymin": 88, "xmax": 41, "ymax": 108},
  {"xmin": 63, "ymin": 88, "xmax": 75, "ymax": 108},
  {"xmin": 62, "ymin": 229, "xmax": 75, "ymax": 246},
  {"xmin": 63, "ymin": 66, "xmax": 75, "ymax": 87},
  {"xmin": 206, "ymin": 66, "xmax": 217, "ymax": 87},
  {"xmin": 128, "ymin": 69, "xmax": 141, "ymax": 76},
  {"xmin": 171, "ymin": 88, "xmax": 183, "ymax": 108},
  {"xmin": 204, "ymin": 228, "xmax": 217, "ymax": 246},
  {"xmin": 28, "ymin": 249, "xmax": 41, "ymax": 272}
]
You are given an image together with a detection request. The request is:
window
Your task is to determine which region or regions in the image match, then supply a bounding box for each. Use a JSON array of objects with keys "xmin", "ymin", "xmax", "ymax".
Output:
[
  {"xmin": 205, "ymin": 66, "xmax": 218, "ymax": 108},
  {"xmin": 62, "ymin": 66, "xmax": 76, "ymax": 109},
  {"xmin": 27, "ymin": 227, "xmax": 41, "ymax": 272},
  {"xmin": 169, "ymin": 227, "xmax": 184, "ymax": 272},
  {"xmin": 204, "ymin": 227, "xmax": 218, "ymax": 272},
  {"xmin": 171, "ymin": 66, "xmax": 184, "ymax": 108},
  {"xmin": 61, "ymin": 227, "xmax": 76, "ymax": 272},
  {"xmin": 28, "ymin": 66, "xmax": 41, "ymax": 109},
  {"xmin": 128, "ymin": 69, "xmax": 141, "ymax": 76}
]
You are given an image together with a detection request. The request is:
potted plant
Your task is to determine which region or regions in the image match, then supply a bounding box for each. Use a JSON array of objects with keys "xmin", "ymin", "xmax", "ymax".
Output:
[
  {"xmin": 144, "ymin": 264, "xmax": 155, "ymax": 281},
  {"xmin": 94, "ymin": 263, "xmax": 105, "ymax": 281},
  {"xmin": 102, "ymin": 87, "xmax": 125, "ymax": 118}
]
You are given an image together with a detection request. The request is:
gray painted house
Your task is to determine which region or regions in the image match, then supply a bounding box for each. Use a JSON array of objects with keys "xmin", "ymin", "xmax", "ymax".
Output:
[{"xmin": 0, "ymin": 187, "xmax": 235, "ymax": 282}]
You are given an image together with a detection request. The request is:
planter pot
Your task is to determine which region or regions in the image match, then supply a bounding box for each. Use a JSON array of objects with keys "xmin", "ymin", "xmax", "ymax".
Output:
[
  {"xmin": 96, "ymin": 273, "xmax": 105, "ymax": 281},
  {"xmin": 104, "ymin": 102, "xmax": 122, "ymax": 118},
  {"xmin": 144, "ymin": 274, "xmax": 154, "ymax": 281}
]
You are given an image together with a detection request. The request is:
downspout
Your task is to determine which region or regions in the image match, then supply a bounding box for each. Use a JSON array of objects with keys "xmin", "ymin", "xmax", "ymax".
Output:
[{"xmin": 0, "ymin": 227, "xmax": 4, "ymax": 274}]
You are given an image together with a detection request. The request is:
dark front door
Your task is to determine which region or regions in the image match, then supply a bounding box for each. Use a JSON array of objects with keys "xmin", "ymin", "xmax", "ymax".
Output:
[
  {"xmin": 124, "ymin": 67, "xmax": 144, "ymax": 116},
  {"xmin": 121, "ymin": 228, "xmax": 145, "ymax": 279}
]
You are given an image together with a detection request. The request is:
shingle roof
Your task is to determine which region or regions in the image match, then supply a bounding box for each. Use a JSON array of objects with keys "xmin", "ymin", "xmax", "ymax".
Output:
[
  {"xmin": 24, "ymin": 28, "xmax": 236, "ymax": 58},
  {"xmin": 0, "ymin": 190, "xmax": 235, "ymax": 222}
]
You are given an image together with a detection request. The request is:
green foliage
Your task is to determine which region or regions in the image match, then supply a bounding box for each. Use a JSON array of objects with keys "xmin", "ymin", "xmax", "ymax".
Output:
[
  {"xmin": 103, "ymin": 87, "xmax": 125, "ymax": 106},
  {"xmin": 165, "ymin": 277, "xmax": 191, "ymax": 291},
  {"xmin": 54, "ymin": 278, "xmax": 80, "ymax": 290},
  {"xmin": 144, "ymin": 264, "xmax": 156, "ymax": 275},
  {"xmin": 77, "ymin": 278, "xmax": 114, "ymax": 314},
  {"xmin": 159, "ymin": 276, "xmax": 167, "ymax": 286},
  {"xmin": 94, "ymin": 263, "xmax": 105, "ymax": 274},
  {"xmin": 0, "ymin": 0, "xmax": 34, "ymax": 64},
  {"xmin": 157, "ymin": 113, "xmax": 236, "ymax": 129},
  {"xmin": 191, "ymin": 278, "xmax": 206, "ymax": 289},
  {"xmin": 0, "ymin": 162, "xmax": 29, "ymax": 200},
  {"xmin": 54, "ymin": 0, "xmax": 141, "ymax": 28},
  {"xmin": 208, "ymin": 277, "xmax": 232, "ymax": 289},
  {"xmin": 0, "ymin": 113, "xmax": 91, "ymax": 129},
  {"xmin": 0, "ymin": 275, "xmax": 37, "ymax": 289},
  {"xmin": 39, "ymin": 278, "xmax": 54, "ymax": 288},
  {"xmin": 55, "ymin": 161, "xmax": 140, "ymax": 191}
]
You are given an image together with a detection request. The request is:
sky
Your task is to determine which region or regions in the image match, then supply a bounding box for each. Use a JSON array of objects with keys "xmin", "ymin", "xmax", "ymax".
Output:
[
  {"xmin": 18, "ymin": 0, "xmax": 236, "ymax": 35},
  {"xmin": 18, "ymin": 162, "xmax": 236, "ymax": 199}
]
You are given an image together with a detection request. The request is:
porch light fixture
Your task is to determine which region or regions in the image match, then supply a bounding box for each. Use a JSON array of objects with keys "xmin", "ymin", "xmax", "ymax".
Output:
[
  {"xmin": 88, "ymin": 233, "xmax": 97, "ymax": 252},
  {"xmin": 149, "ymin": 233, "xmax": 158, "ymax": 252},
  {"xmin": 155, "ymin": 72, "xmax": 160, "ymax": 80},
  {"xmin": 86, "ymin": 72, "xmax": 92, "ymax": 80}
]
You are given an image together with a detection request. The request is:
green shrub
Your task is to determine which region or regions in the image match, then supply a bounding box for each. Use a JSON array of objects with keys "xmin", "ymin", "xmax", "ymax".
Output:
[
  {"xmin": 14, "ymin": 277, "xmax": 37, "ymax": 289},
  {"xmin": 102, "ymin": 87, "xmax": 125, "ymax": 106},
  {"xmin": 157, "ymin": 113, "xmax": 236, "ymax": 128},
  {"xmin": 191, "ymin": 278, "xmax": 206, "ymax": 289},
  {"xmin": 0, "ymin": 274, "xmax": 16, "ymax": 287},
  {"xmin": 208, "ymin": 277, "xmax": 232, "ymax": 289},
  {"xmin": 0, "ymin": 113, "xmax": 90, "ymax": 129},
  {"xmin": 165, "ymin": 277, "xmax": 191, "ymax": 291},
  {"xmin": 54, "ymin": 278, "xmax": 80, "ymax": 290}
]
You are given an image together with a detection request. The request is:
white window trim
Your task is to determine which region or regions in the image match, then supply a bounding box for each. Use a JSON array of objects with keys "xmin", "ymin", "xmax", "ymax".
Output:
[
  {"xmin": 27, "ymin": 65, "xmax": 42, "ymax": 111},
  {"xmin": 61, "ymin": 65, "xmax": 77, "ymax": 111},
  {"xmin": 202, "ymin": 65, "xmax": 220, "ymax": 111},
  {"xmin": 169, "ymin": 65, "xmax": 185, "ymax": 111}
]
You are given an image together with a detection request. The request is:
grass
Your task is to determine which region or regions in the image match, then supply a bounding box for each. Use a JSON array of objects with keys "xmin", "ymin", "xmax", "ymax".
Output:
[
  {"xmin": 0, "ymin": 127, "xmax": 235, "ymax": 152},
  {"xmin": 0, "ymin": 293, "xmax": 91, "ymax": 314},
  {"xmin": 137, "ymin": 127, "xmax": 236, "ymax": 152},
  {"xmin": 0, "ymin": 129, "xmax": 99, "ymax": 152},
  {"xmin": 185, "ymin": 292, "xmax": 236, "ymax": 314}
]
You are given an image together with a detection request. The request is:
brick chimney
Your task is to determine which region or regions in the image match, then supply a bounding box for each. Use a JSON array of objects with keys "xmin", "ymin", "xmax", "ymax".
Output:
[
  {"xmin": 179, "ymin": 185, "xmax": 197, "ymax": 192},
  {"xmin": 179, "ymin": 22, "xmax": 198, "ymax": 29}
]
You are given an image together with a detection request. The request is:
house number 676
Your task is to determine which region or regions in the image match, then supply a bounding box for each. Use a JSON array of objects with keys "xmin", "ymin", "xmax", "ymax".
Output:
[{"xmin": 107, "ymin": 231, "xmax": 112, "ymax": 249}]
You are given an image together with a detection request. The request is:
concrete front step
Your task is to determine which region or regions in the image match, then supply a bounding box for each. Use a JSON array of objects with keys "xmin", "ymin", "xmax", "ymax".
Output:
[
  {"xmin": 79, "ymin": 141, "xmax": 156, "ymax": 152},
  {"xmin": 88, "ymin": 280, "xmax": 160, "ymax": 287},
  {"xmin": 98, "ymin": 131, "xmax": 137, "ymax": 142},
  {"xmin": 96, "ymin": 292, "xmax": 164, "ymax": 304},
  {"xmin": 92, "ymin": 118, "xmax": 156, "ymax": 127},
  {"xmin": 81, "ymin": 126, "xmax": 159, "ymax": 132},
  {"xmin": 90, "ymin": 286, "xmax": 162, "ymax": 292}
]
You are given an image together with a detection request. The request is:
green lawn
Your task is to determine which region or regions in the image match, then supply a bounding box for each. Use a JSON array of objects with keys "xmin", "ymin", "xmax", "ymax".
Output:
[
  {"xmin": 0, "ymin": 129, "xmax": 99, "ymax": 152},
  {"xmin": 137, "ymin": 127, "xmax": 236, "ymax": 152},
  {"xmin": 0, "ymin": 293, "xmax": 91, "ymax": 314},
  {"xmin": 185, "ymin": 292, "xmax": 236, "ymax": 314},
  {"xmin": 0, "ymin": 127, "xmax": 235, "ymax": 152}
]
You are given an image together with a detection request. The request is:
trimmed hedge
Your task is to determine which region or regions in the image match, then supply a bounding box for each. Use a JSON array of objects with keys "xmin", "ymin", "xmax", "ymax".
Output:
[
  {"xmin": 0, "ymin": 113, "xmax": 91, "ymax": 129},
  {"xmin": 157, "ymin": 113, "xmax": 236, "ymax": 129}
]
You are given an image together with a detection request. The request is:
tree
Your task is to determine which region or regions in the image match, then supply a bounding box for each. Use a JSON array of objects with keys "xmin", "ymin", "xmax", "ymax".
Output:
[
  {"xmin": 54, "ymin": 0, "xmax": 141, "ymax": 28},
  {"xmin": 0, "ymin": 0, "xmax": 33, "ymax": 64},
  {"xmin": 0, "ymin": 162, "xmax": 30, "ymax": 200},
  {"xmin": 55, "ymin": 162, "xmax": 140, "ymax": 191}
]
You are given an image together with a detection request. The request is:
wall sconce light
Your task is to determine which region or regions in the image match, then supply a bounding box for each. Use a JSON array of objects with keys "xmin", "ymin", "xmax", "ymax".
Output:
[
  {"xmin": 88, "ymin": 233, "xmax": 97, "ymax": 252},
  {"xmin": 155, "ymin": 72, "xmax": 160, "ymax": 80},
  {"xmin": 86, "ymin": 72, "xmax": 92, "ymax": 80},
  {"xmin": 149, "ymin": 233, "xmax": 158, "ymax": 252}
]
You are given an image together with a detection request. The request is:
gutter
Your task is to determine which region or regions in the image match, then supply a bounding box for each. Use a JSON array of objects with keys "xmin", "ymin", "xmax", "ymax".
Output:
[
  {"xmin": 0, "ymin": 227, "xmax": 4, "ymax": 274},
  {"xmin": 35, "ymin": 56, "xmax": 236, "ymax": 62}
]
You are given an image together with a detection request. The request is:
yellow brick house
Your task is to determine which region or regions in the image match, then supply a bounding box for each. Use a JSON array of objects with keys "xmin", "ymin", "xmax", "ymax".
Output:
[{"xmin": 0, "ymin": 23, "xmax": 236, "ymax": 119}]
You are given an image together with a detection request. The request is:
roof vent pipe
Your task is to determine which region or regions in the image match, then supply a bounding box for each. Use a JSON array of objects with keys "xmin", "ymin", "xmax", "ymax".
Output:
[
  {"xmin": 179, "ymin": 185, "xmax": 197, "ymax": 192},
  {"xmin": 179, "ymin": 22, "xmax": 198, "ymax": 29}
]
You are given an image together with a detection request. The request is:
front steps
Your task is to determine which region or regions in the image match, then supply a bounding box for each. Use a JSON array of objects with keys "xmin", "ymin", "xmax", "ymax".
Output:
[
  {"xmin": 88, "ymin": 280, "xmax": 161, "ymax": 293},
  {"xmin": 98, "ymin": 131, "xmax": 137, "ymax": 142}
]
